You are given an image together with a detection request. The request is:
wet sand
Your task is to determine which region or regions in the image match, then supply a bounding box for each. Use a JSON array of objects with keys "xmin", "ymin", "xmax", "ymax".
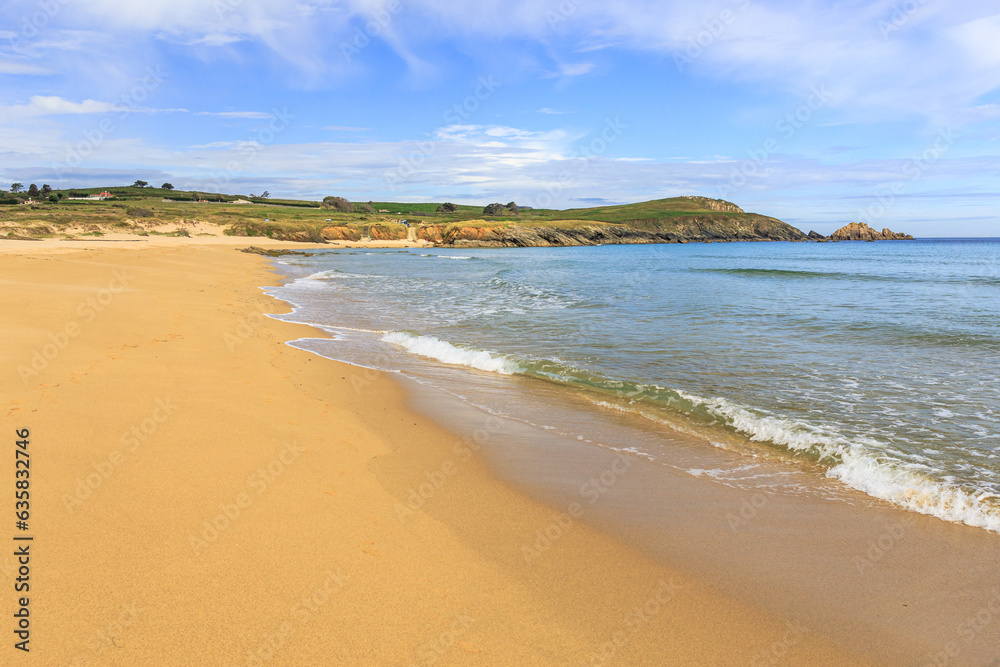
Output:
[{"xmin": 406, "ymin": 377, "xmax": 1000, "ymax": 665}]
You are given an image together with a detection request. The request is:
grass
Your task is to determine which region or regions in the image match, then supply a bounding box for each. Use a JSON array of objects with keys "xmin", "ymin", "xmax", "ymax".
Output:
[{"xmin": 0, "ymin": 186, "xmax": 794, "ymax": 242}]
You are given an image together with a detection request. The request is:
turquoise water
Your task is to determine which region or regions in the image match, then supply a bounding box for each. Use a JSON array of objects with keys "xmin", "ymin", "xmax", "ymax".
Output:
[{"xmin": 269, "ymin": 240, "xmax": 1000, "ymax": 532}]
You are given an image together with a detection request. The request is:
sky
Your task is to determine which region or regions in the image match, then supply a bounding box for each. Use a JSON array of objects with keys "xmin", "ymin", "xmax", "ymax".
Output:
[{"xmin": 2, "ymin": 0, "xmax": 999, "ymax": 236}]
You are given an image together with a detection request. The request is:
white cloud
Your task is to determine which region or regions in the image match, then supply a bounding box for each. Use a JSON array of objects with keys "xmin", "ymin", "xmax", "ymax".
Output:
[
  {"xmin": 323, "ymin": 126, "xmax": 371, "ymax": 132},
  {"xmin": 0, "ymin": 61, "xmax": 54, "ymax": 75},
  {"xmin": 557, "ymin": 62, "xmax": 594, "ymax": 77},
  {"xmin": 11, "ymin": 96, "xmax": 122, "ymax": 115},
  {"xmin": 9, "ymin": 1, "xmax": 997, "ymax": 121},
  {"xmin": 194, "ymin": 111, "xmax": 275, "ymax": 119},
  {"xmin": 0, "ymin": 97, "xmax": 276, "ymax": 121}
]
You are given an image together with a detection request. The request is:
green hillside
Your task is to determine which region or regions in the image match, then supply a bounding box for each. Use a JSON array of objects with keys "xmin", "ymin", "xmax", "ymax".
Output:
[{"xmin": 0, "ymin": 186, "xmax": 806, "ymax": 244}]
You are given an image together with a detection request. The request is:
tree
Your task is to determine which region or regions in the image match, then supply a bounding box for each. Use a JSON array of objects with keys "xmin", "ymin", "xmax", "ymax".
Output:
[
  {"xmin": 28, "ymin": 184, "xmax": 39, "ymax": 198},
  {"xmin": 48, "ymin": 194, "xmax": 58, "ymax": 203},
  {"xmin": 322, "ymin": 196, "xmax": 354, "ymax": 213},
  {"xmin": 436, "ymin": 202, "xmax": 457, "ymax": 213},
  {"xmin": 10, "ymin": 183, "xmax": 22, "ymax": 193},
  {"xmin": 41, "ymin": 184, "xmax": 51, "ymax": 194},
  {"xmin": 133, "ymin": 180, "xmax": 148, "ymax": 188},
  {"xmin": 483, "ymin": 203, "xmax": 505, "ymax": 216},
  {"xmin": 260, "ymin": 191, "xmax": 270, "ymax": 199},
  {"xmin": 358, "ymin": 202, "xmax": 374, "ymax": 214},
  {"xmin": 506, "ymin": 201, "xmax": 519, "ymax": 215},
  {"xmin": 161, "ymin": 183, "xmax": 174, "ymax": 190}
]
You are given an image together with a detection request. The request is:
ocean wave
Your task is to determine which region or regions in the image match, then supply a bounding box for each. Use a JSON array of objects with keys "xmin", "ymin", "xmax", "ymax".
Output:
[
  {"xmin": 381, "ymin": 332, "xmax": 523, "ymax": 375},
  {"xmin": 380, "ymin": 329, "xmax": 1000, "ymax": 532},
  {"xmin": 674, "ymin": 390, "xmax": 1000, "ymax": 532}
]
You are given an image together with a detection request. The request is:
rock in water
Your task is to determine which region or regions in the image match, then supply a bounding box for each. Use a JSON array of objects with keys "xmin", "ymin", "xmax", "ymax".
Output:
[
  {"xmin": 830, "ymin": 222, "xmax": 913, "ymax": 241},
  {"xmin": 240, "ymin": 246, "xmax": 315, "ymax": 257}
]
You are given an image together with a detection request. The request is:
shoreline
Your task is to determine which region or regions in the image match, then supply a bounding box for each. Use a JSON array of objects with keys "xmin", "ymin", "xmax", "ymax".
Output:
[
  {"xmin": 1, "ymin": 239, "xmax": 869, "ymax": 664},
  {"xmin": 263, "ymin": 242, "xmax": 1000, "ymax": 664}
]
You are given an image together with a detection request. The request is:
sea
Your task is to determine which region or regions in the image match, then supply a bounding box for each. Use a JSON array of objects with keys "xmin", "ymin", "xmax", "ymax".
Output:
[{"xmin": 266, "ymin": 239, "xmax": 1000, "ymax": 533}]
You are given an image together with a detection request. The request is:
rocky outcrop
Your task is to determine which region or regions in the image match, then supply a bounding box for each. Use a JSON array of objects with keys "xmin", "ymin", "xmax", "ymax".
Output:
[
  {"xmin": 319, "ymin": 224, "xmax": 407, "ymax": 241},
  {"xmin": 678, "ymin": 196, "xmax": 744, "ymax": 213},
  {"xmin": 413, "ymin": 215, "xmax": 806, "ymax": 248},
  {"xmin": 240, "ymin": 246, "xmax": 315, "ymax": 257},
  {"xmin": 320, "ymin": 226, "xmax": 362, "ymax": 241},
  {"xmin": 830, "ymin": 222, "xmax": 913, "ymax": 241},
  {"xmin": 807, "ymin": 230, "xmax": 828, "ymax": 241}
]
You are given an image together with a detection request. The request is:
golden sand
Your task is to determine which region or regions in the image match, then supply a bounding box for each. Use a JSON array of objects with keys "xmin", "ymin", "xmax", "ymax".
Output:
[{"xmin": 0, "ymin": 240, "xmax": 865, "ymax": 664}]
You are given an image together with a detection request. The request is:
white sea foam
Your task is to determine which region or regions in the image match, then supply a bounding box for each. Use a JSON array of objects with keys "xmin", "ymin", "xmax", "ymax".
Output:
[
  {"xmin": 675, "ymin": 390, "xmax": 1000, "ymax": 532},
  {"xmin": 381, "ymin": 332, "xmax": 523, "ymax": 375}
]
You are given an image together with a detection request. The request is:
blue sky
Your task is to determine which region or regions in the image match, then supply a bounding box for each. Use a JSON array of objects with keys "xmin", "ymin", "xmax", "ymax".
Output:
[{"xmin": 2, "ymin": 0, "xmax": 999, "ymax": 236}]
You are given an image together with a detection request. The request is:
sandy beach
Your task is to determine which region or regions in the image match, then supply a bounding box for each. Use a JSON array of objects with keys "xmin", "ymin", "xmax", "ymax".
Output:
[{"xmin": 0, "ymin": 237, "xmax": 874, "ymax": 665}]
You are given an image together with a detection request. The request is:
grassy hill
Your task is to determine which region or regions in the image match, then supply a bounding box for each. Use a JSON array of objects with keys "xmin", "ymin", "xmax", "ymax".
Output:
[{"xmin": 0, "ymin": 187, "xmax": 806, "ymax": 244}]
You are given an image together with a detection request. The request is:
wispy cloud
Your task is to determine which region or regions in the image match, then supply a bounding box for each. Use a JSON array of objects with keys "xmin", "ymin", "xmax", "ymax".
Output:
[
  {"xmin": 194, "ymin": 111, "xmax": 275, "ymax": 119},
  {"xmin": 557, "ymin": 62, "xmax": 594, "ymax": 77},
  {"xmin": 323, "ymin": 126, "xmax": 371, "ymax": 132},
  {"xmin": 0, "ymin": 61, "xmax": 54, "ymax": 75}
]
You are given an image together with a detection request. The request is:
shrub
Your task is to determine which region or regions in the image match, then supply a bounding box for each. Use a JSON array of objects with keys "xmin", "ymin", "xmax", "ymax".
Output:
[
  {"xmin": 126, "ymin": 207, "xmax": 155, "ymax": 217},
  {"xmin": 322, "ymin": 196, "xmax": 354, "ymax": 213},
  {"xmin": 436, "ymin": 202, "xmax": 457, "ymax": 213},
  {"xmin": 483, "ymin": 203, "xmax": 505, "ymax": 216}
]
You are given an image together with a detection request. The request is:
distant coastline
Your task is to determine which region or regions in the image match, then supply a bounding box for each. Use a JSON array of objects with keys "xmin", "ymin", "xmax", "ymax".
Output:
[{"xmin": 1, "ymin": 184, "xmax": 921, "ymax": 248}]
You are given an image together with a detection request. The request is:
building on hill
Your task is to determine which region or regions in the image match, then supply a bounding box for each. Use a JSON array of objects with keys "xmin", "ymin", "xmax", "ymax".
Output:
[{"xmin": 87, "ymin": 191, "xmax": 112, "ymax": 200}]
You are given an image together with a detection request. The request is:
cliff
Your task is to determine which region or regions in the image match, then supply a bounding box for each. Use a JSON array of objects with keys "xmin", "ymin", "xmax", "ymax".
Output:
[
  {"xmin": 830, "ymin": 222, "xmax": 913, "ymax": 241},
  {"xmin": 245, "ymin": 196, "xmax": 811, "ymax": 247},
  {"xmin": 399, "ymin": 215, "xmax": 805, "ymax": 248}
]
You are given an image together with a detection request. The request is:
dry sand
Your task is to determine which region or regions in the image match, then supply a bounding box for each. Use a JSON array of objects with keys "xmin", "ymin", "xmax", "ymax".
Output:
[{"xmin": 0, "ymin": 239, "xmax": 869, "ymax": 665}]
